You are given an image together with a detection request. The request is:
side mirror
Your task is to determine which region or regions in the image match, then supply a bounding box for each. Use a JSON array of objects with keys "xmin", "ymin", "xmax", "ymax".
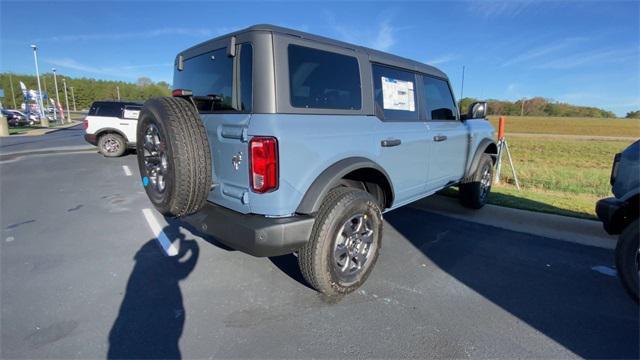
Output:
[{"xmin": 468, "ymin": 102, "xmax": 488, "ymax": 119}]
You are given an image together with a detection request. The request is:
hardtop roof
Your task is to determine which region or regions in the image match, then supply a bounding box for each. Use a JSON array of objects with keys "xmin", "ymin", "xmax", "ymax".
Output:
[{"xmin": 181, "ymin": 24, "xmax": 448, "ymax": 79}]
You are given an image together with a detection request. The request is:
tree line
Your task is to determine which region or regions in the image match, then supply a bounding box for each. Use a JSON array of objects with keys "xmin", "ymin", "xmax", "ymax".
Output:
[
  {"xmin": 0, "ymin": 73, "xmax": 170, "ymax": 111},
  {"xmin": 1, "ymin": 72, "xmax": 636, "ymax": 118},
  {"xmin": 458, "ymin": 97, "xmax": 636, "ymax": 118}
]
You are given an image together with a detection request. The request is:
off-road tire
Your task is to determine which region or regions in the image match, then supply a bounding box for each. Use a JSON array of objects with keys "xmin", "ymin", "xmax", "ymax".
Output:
[
  {"xmin": 298, "ymin": 187, "xmax": 383, "ymax": 298},
  {"xmin": 459, "ymin": 153, "xmax": 494, "ymax": 209},
  {"xmin": 98, "ymin": 133, "xmax": 126, "ymax": 157},
  {"xmin": 136, "ymin": 97, "xmax": 211, "ymax": 217},
  {"xmin": 615, "ymin": 219, "xmax": 639, "ymax": 302}
]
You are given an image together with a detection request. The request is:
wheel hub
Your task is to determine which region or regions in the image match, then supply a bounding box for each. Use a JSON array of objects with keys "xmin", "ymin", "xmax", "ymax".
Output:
[
  {"xmin": 142, "ymin": 124, "xmax": 168, "ymax": 193},
  {"xmin": 333, "ymin": 213, "xmax": 376, "ymax": 283}
]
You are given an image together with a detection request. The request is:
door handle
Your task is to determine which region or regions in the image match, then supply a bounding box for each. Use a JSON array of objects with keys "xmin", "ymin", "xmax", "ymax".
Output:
[
  {"xmin": 433, "ymin": 135, "xmax": 447, "ymax": 142},
  {"xmin": 381, "ymin": 139, "xmax": 401, "ymax": 147}
]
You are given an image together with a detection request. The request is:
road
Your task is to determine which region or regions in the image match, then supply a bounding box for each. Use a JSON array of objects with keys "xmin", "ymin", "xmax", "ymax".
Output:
[{"xmin": 0, "ymin": 142, "xmax": 638, "ymax": 358}]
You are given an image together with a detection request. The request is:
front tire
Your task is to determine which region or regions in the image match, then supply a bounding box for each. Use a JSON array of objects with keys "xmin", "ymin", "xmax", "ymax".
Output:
[
  {"xmin": 459, "ymin": 153, "xmax": 494, "ymax": 209},
  {"xmin": 615, "ymin": 219, "xmax": 639, "ymax": 302},
  {"xmin": 98, "ymin": 133, "xmax": 126, "ymax": 157},
  {"xmin": 298, "ymin": 187, "xmax": 383, "ymax": 298}
]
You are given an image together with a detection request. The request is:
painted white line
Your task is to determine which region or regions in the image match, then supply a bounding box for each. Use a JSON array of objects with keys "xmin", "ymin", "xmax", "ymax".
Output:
[
  {"xmin": 591, "ymin": 265, "xmax": 617, "ymax": 277},
  {"xmin": 122, "ymin": 165, "xmax": 132, "ymax": 176},
  {"xmin": 142, "ymin": 208, "xmax": 178, "ymax": 256}
]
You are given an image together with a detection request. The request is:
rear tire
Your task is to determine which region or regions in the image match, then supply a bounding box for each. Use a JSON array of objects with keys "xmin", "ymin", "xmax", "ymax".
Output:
[
  {"xmin": 98, "ymin": 133, "xmax": 126, "ymax": 157},
  {"xmin": 298, "ymin": 187, "xmax": 383, "ymax": 298},
  {"xmin": 136, "ymin": 97, "xmax": 211, "ymax": 217},
  {"xmin": 615, "ymin": 219, "xmax": 639, "ymax": 302},
  {"xmin": 459, "ymin": 153, "xmax": 494, "ymax": 209}
]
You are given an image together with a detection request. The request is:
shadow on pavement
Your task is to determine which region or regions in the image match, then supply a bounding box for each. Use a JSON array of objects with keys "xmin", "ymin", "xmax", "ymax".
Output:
[
  {"xmin": 385, "ymin": 206, "xmax": 639, "ymax": 359},
  {"xmin": 107, "ymin": 225, "xmax": 199, "ymax": 359}
]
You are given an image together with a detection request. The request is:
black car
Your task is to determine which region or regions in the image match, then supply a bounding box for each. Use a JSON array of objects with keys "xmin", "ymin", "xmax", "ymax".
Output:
[{"xmin": 2, "ymin": 109, "xmax": 29, "ymax": 127}]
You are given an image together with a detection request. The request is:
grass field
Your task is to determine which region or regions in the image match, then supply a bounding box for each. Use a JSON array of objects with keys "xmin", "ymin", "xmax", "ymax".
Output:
[
  {"xmin": 454, "ymin": 133, "xmax": 634, "ymax": 219},
  {"xmin": 487, "ymin": 116, "xmax": 640, "ymax": 138}
]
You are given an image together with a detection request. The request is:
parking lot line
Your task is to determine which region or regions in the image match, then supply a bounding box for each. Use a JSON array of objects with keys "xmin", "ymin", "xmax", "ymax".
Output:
[
  {"xmin": 141, "ymin": 208, "xmax": 178, "ymax": 256},
  {"xmin": 122, "ymin": 165, "xmax": 132, "ymax": 176}
]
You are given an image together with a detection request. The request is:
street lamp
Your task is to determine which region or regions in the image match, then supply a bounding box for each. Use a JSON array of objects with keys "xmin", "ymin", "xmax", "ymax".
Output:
[
  {"xmin": 62, "ymin": 78, "xmax": 71, "ymax": 122},
  {"xmin": 70, "ymin": 86, "xmax": 77, "ymax": 111},
  {"xmin": 52, "ymin": 68, "xmax": 62, "ymax": 123},
  {"xmin": 31, "ymin": 44, "xmax": 49, "ymax": 127}
]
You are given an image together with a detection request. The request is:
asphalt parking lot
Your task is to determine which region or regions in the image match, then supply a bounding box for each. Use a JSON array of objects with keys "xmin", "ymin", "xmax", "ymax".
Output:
[{"xmin": 1, "ymin": 130, "xmax": 638, "ymax": 359}]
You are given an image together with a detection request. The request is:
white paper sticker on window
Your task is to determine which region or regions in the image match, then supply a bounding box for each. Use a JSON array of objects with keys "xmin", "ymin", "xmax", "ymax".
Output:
[
  {"xmin": 381, "ymin": 76, "xmax": 415, "ymax": 111},
  {"xmin": 123, "ymin": 109, "xmax": 140, "ymax": 119}
]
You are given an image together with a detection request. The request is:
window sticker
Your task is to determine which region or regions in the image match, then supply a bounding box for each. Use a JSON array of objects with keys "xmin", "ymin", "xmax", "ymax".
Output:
[
  {"xmin": 381, "ymin": 76, "xmax": 415, "ymax": 111},
  {"xmin": 123, "ymin": 109, "xmax": 140, "ymax": 119}
]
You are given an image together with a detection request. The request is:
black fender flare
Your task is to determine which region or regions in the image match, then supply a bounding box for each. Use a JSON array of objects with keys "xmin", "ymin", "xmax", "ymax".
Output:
[
  {"xmin": 296, "ymin": 157, "xmax": 395, "ymax": 214},
  {"xmin": 96, "ymin": 127, "xmax": 130, "ymax": 143},
  {"xmin": 464, "ymin": 138, "xmax": 498, "ymax": 180}
]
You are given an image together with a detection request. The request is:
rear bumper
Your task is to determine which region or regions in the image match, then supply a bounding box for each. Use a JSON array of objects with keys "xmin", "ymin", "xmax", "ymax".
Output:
[
  {"xmin": 596, "ymin": 197, "xmax": 626, "ymax": 235},
  {"xmin": 84, "ymin": 134, "xmax": 98, "ymax": 145},
  {"xmin": 182, "ymin": 201, "xmax": 314, "ymax": 257}
]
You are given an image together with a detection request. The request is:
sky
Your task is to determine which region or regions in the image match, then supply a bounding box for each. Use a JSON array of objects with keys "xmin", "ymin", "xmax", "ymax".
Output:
[{"xmin": 1, "ymin": 0, "xmax": 639, "ymax": 116}]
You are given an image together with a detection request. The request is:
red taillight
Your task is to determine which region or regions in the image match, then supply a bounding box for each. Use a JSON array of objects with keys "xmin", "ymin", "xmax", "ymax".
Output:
[
  {"xmin": 172, "ymin": 89, "xmax": 193, "ymax": 97},
  {"xmin": 250, "ymin": 137, "xmax": 278, "ymax": 193},
  {"xmin": 82, "ymin": 118, "xmax": 88, "ymax": 130}
]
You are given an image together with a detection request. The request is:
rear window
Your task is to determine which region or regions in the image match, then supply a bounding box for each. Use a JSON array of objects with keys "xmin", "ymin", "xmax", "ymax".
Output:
[
  {"xmin": 372, "ymin": 64, "xmax": 418, "ymax": 122},
  {"xmin": 173, "ymin": 43, "xmax": 252, "ymax": 113},
  {"xmin": 288, "ymin": 44, "xmax": 361, "ymax": 110}
]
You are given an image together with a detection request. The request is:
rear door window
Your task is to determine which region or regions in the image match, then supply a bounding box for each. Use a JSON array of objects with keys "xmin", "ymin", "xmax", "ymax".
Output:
[
  {"xmin": 423, "ymin": 76, "xmax": 457, "ymax": 120},
  {"xmin": 372, "ymin": 64, "xmax": 418, "ymax": 122},
  {"xmin": 95, "ymin": 103, "xmax": 122, "ymax": 118},
  {"xmin": 288, "ymin": 44, "xmax": 361, "ymax": 110},
  {"xmin": 173, "ymin": 43, "xmax": 252, "ymax": 113}
]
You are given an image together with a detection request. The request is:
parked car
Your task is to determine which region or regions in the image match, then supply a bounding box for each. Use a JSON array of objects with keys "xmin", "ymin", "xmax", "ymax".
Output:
[
  {"xmin": 2, "ymin": 109, "xmax": 29, "ymax": 127},
  {"xmin": 10, "ymin": 110, "xmax": 40, "ymax": 126},
  {"xmin": 136, "ymin": 25, "xmax": 497, "ymax": 297},
  {"xmin": 83, "ymin": 101, "xmax": 143, "ymax": 157},
  {"xmin": 596, "ymin": 140, "xmax": 639, "ymax": 302}
]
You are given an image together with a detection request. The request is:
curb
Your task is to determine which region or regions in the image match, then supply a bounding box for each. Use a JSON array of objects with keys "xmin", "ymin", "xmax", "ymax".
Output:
[
  {"xmin": 409, "ymin": 195, "xmax": 616, "ymax": 250},
  {"xmin": 1, "ymin": 121, "xmax": 82, "ymax": 137}
]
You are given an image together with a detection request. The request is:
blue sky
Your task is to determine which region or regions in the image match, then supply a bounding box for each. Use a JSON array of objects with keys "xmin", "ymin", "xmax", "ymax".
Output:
[{"xmin": 1, "ymin": 1, "xmax": 639, "ymax": 116}]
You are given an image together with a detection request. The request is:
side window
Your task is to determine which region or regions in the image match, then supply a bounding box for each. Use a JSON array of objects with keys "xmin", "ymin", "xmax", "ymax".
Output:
[
  {"xmin": 372, "ymin": 64, "xmax": 418, "ymax": 121},
  {"xmin": 423, "ymin": 76, "xmax": 457, "ymax": 120},
  {"xmin": 288, "ymin": 44, "xmax": 361, "ymax": 110},
  {"xmin": 173, "ymin": 43, "xmax": 252, "ymax": 112},
  {"xmin": 123, "ymin": 105, "xmax": 142, "ymax": 120},
  {"xmin": 97, "ymin": 103, "xmax": 122, "ymax": 118}
]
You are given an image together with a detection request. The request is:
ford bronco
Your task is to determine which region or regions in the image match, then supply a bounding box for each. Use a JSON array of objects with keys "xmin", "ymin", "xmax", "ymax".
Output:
[{"xmin": 136, "ymin": 25, "xmax": 497, "ymax": 297}]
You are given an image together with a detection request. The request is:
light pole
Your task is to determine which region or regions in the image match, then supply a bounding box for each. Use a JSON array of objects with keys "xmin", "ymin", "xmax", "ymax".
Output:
[
  {"xmin": 116, "ymin": 86, "xmax": 120, "ymax": 101},
  {"xmin": 70, "ymin": 86, "xmax": 77, "ymax": 111},
  {"xmin": 52, "ymin": 68, "xmax": 61, "ymax": 123},
  {"xmin": 63, "ymin": 78, "xmax": 71, "ymax": 122},
  {"xmin": 31, "ymin": 44, "xmax": 49, "ymax": 127},
  {"xmin": 8, "ymin": 73, "xmax": 17, "ymax": 109}
]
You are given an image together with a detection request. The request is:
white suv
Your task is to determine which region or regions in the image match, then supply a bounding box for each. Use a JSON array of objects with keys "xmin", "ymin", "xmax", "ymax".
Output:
[{"xmin": 84, "ymin": 101, "xmax": 143, "ymax": 157}]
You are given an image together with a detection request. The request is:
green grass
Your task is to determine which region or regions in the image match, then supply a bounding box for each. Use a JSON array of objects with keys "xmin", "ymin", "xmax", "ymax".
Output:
[
  {"xmin": 8, "ymin": 127, "xmax": 28, "ymax": 135},
  {"xmin": 464, "ymin": 136, "xmax": 631, "ymax": 219},
  {"xmin": 487, "ymin": 116, "xmax": 640, "ymax": 137}
]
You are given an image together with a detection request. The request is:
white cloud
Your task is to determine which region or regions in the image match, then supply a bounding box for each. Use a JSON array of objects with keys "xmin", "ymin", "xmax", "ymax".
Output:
[
  {"xmin": 534, "ymin": 48, "xmax": 638, "ymax": 69},
  {"xmin": 325, "ymin": 12, "xmax": 398, "ymax": 51},
  {"xmin": 468, "ymin": 0, "xmax": 535, "ymax": 19},
  {"xmin": 426, "ymin": 54, "xmax": 457, "ymax": 66},
  {"xmin": 501, "ymin": 37, "xmax": 588, "ymax": 67},
  {"xmin": 36, "ymin": 27, "xmax": 219, "ymax": 43},
  {"xmin": 46, "ymin": 58, "xmax": 172, "ymax": 79}
]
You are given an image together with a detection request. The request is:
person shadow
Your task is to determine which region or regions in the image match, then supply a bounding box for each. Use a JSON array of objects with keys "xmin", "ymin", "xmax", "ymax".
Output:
[{"xmin": 108, "ymin": 227, "xmax": 199, "ymax": 359}]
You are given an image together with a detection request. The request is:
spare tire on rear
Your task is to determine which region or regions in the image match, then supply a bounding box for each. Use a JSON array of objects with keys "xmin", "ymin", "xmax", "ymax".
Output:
[{"xmin": 136, "ymin": 97, "xmax": 212, "ymax": 217}]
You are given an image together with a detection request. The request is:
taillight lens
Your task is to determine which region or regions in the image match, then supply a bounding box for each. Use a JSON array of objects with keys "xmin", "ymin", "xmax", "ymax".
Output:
[
  {"xmin": 82, "ymin": 118, "xmax": 88, "ymax": 130},
  {"xmin": 250, "ymin": 137, "xmax": 278, "ymax": 193}
]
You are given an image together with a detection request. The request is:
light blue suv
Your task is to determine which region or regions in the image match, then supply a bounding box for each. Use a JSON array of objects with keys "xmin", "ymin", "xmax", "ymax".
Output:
[{"xmin": 137, "ymin": 25, "xmax": 497, "ymax": 297}]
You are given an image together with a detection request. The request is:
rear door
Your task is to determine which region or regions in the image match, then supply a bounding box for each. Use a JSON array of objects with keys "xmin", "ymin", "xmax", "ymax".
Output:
[
  {"xmin": 422, "ymin": 76, "xmax": 469, "ymax": 190},
  {"xmin": 173, "ymin": 42, "xmax": 253, "ymax": 213},
  {"xmin": 372, "ymin": 64, "xmax": 430, "ymax": 204}
]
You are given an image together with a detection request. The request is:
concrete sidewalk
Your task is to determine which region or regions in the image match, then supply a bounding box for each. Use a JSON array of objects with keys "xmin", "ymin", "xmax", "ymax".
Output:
[{"xmin": 410, "ymin": 195, "xmax": 616, "ymax": 249}]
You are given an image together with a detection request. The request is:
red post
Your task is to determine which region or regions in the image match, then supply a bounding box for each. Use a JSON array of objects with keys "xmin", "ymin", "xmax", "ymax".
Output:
[{"xmin": 498, "ymin": 116, "xmax": 506, "ymax": 140}]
